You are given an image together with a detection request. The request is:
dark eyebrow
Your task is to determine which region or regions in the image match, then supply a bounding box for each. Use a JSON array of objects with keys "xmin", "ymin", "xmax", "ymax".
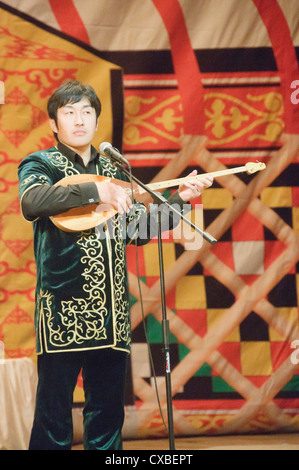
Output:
[{"xmin": 63, "ymin": 103, "xmax": 93, "ymax": 109}]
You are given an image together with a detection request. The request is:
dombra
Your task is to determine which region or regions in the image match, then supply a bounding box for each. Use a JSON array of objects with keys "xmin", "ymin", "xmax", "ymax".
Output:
[{"xmin": 50, "ymin": 162, "xmax": 266, "ymax": 232}]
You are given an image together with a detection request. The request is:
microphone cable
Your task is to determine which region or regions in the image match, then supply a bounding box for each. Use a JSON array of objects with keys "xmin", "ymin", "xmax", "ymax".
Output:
[{"xmin": 126, "ymin": 162, "xmax": 169, "ymax": 434}]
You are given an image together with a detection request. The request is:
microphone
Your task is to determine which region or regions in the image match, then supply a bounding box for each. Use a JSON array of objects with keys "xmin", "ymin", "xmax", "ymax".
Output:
[{"xmin": 99, "ymin": 142, "xmax": 130, "ymax": 166}]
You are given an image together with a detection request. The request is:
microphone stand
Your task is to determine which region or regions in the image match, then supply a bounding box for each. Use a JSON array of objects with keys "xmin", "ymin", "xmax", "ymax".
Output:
[{"xmin": 110, "ymin": 158, "xmax": 217, "ymax": 450}]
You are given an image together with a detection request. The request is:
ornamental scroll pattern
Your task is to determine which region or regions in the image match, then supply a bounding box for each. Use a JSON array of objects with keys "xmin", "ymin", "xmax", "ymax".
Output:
[
  {"xmin": 124, "ymin": 93, "xmax": 183, "ymax": 148},
  {"xmin": 58, "ymin": 231, "xmax": 108, "ymax": 347},
  {"xmin": 0, "ymin": 26, "xmax": 90, "ymax": 63},
  {"xmin": 37, "ymin": 230, "xmax": 109, "ymax": 349},
  {"xmin": 42, "ymin": 149, "xmax": 80, "ymax": 177},
  {"xmin": 109, "ymin": 218, "xmax": 131, "ymax": 348},
  {"xmin": 99, "ymin": 155, "xmax": 131, "ymax": 349},
  {"xmin": 123, "ymin": 90, "xmax": 284, "ymax": 151},
  {"xmin": 204, "ymin": 91, "xmax": 284, "ymax": 145},
  {"xmin": 37, "ymin": 224, "xmax": 131, "ymax": 351}
]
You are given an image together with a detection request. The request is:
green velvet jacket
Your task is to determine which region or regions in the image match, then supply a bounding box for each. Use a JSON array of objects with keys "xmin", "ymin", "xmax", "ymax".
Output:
[
  {"xmin": 18, "ymin": 147, "xmax": 187, "ymax": 355},
  {"xmin": 18, "ymin": 147, "xmax": 149, "ymax": 355}
]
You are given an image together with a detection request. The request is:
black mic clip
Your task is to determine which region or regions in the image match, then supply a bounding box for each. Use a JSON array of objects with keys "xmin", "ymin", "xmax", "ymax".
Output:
[{"xmin": 99, "ymin": 142, "xmax": 130, "ymax": 167}]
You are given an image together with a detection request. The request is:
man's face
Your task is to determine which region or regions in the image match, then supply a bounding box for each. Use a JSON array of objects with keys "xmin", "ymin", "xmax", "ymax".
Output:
[{"xmin": 49, "ymin": 97, "xmax": 98, "ymax": 152}]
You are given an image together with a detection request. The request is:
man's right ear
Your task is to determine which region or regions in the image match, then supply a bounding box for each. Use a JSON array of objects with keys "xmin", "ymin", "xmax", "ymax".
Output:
[{"xmin": 49, "ymin": 118, "xmax": 58, "ymax": 134}]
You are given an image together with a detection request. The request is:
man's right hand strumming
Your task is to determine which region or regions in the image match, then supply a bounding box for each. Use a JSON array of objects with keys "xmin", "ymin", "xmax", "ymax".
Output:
[{"xmin": 95, "ymin": 181, "xmax": 133, "ymax": 215}]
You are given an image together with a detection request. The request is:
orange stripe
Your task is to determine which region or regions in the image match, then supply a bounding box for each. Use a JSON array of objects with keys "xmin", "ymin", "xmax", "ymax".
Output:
[
  {"xmin": 152, "ymin": 0, "xmax": 204, "ymax": 135},
  {"xmin": 252, "ymin": 0, "xmax": 299, "ymax": 134},
  {"xmin": 49, "ymin": 0, "xmax": 90, "ymax": 44}
]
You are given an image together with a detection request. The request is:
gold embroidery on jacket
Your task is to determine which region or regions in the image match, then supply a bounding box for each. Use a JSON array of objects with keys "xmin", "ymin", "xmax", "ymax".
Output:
[
  {"xmin": 100, "ymin": 155, "xmax": 131, "ymax": 348},
  {"xmin": 58, "ymin": 231, "xmax": 108, "ymax": 345},
  {"xmin": 36, "ymin": 151, "xmax": 131, "ymax": 351},
  {"xmin": 38, "ymin": 232, "xmax": 109, "ymax": 348},
  {"xmin": 44, "ymin": 150, "xmax": 80, "ymax": 176},
  {"xmin": 112, "ymin": 217, "xmax": 131, "ymax": 347}
]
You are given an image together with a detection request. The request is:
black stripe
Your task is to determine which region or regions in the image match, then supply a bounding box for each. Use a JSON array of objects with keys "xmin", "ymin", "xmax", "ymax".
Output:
[{"xmin": 195, "ymin": 48, "xmax": 278, "ymax": 73}]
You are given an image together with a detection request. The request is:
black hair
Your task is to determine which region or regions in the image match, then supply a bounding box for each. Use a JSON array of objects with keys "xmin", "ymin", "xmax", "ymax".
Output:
[{"xmin": 47, "ymin": 80, "xmax": 102, "ymax": 125}]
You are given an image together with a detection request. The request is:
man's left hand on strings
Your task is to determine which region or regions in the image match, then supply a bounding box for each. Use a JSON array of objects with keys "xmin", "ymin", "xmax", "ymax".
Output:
[{"xmin": 178, "ymin": 170, "xmax": 213, "ymax": 202}]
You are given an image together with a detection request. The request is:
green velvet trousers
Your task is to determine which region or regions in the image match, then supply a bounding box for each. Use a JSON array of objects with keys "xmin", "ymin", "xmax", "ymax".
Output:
[{"xmin": 29, "ymin": 348, "xmax": 128, "ymax": 450}]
